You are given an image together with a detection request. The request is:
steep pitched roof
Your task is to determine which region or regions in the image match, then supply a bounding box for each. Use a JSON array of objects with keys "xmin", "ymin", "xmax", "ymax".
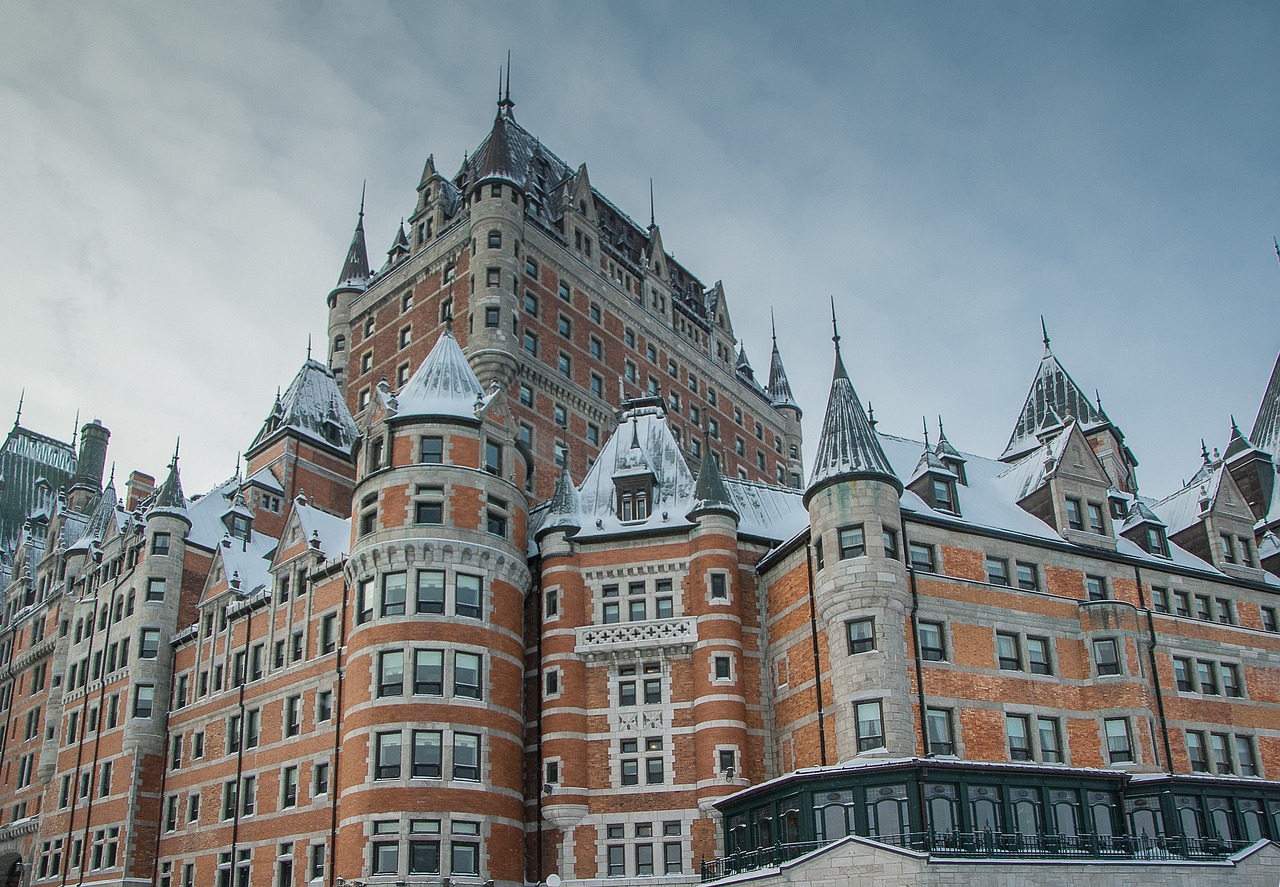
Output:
[
  {"xmin": 536, "ymin": 466, "xmax": 583, "ymax": 539},
  {"xmin": 690, "ymin": 436, "xmax": 737, "ymax": 519},
  {"xmin": 1001, "ymin": 339, "xmax": 1110, "ymax": 462},
  {"xmin": 389, "ymin": 327, "xmax": 487, "ymax": 422},
  {"xmin": 0, "ymin": 422, "xmax": 76, "ymax": 553},
  {"xmin": 334, "ymin": 200, "xmax": 370, "ymax": 291},
  {"xmin": 767, "ymin": 320, "xmax": 798, "ymax": 411},
  {"xmin": 805, "ymin": 323, "xmax": 900, "ymax": 503},
  {"xmin": 1250, "ymin": 352, "xmax": 1280, "ymax": 458},
  {"xmin": 149, "ymin": 448, "xmax": 188, "ymax": 518},
  {"xmin": 248, "ymin": 359, "xmax": 359, "ymax": 455}
]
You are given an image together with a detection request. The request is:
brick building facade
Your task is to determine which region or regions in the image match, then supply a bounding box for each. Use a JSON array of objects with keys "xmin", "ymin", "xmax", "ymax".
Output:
[{"xmin": 2, "ymin": 89, "xmax": 1280, "ymax": 887}]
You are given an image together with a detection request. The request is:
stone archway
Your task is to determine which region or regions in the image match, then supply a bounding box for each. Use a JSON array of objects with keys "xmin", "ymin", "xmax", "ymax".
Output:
[{"xmin": 0, "ymin": 853, "xmax": 22, "ymax": 887}]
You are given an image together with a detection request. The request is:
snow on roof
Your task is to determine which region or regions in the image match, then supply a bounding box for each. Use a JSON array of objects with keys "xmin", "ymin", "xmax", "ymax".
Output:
[
  {"xmin": 1250, "ymin": 352, "xmax": 1280, "ymax": 458},
  {"xmin": 723, "ymin": 478, "xmax": 807, "ymax": 541},
  {"xmin": 246, "ymin": 467, "xmax": 284, "ymax": 493},
  {"xmin": 1152, "ymin": 462, "xmax": 1221, "ymax": 536},
  {"xmin": 807, "ymin": 350, "xmax": 899, "ymax": 498},
  {"xmin": 293, "ymin": 498, "xmax": 350, "ymax": 560},
  {"xmin": 216, "ymin": 532, "xmax": 278, "ymax": 597},
  {"xmin": 991, "ymin": 424, "xmax": 1074, "ymax": 502},
  {"xmin": 1001, "ymin": 346, "xmax": 1111, "ymax": 462},
  {"xmin": 390, "ymin": 327, "xmax": 487, "ymax": 422},
  {"xmin": 249, "ymin": 359, "xmax": 358, "ymax": 455}
]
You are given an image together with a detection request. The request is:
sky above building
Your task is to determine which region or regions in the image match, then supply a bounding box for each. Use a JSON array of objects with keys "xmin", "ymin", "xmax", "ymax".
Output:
[{"xmin": 1, "ymin": 1, "xmax": 1277, "ymax": 500}]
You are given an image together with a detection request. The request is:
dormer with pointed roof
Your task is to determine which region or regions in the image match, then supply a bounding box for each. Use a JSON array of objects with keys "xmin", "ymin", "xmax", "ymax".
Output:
[
  {"xmin": 536, "ymin": 466, "xmax": 583, "ymax": 543},
  {"xmin": 805, "ymin": 311, "xmax": 901, "ymax": 507},
  {"xmin": 1223, "ymin": 416, "xmax": 1275, "ymax": 523},
  {"xmin": 1152, "ymin": 447, "xmax": 1262, "ymax": 575},
  {"xmin": 384, "ymin": 220, "xmax": 410, "ymax": 269},
  {"xmin": 1119, "ymin": 497, "xmax": 1170, "ymax": 558},
  {"xmin": 907, "ymin": 422, "xmax": 960, "ymax": 515},
  {"xmin": 148, "ymin": 442, "xmax": 190, "ymax": 526},
  {"xmin": 934, "ymin": 418, "xmax": 967, "ymax": 485},
  {"xmin": 767, "ymin": 317, "xmax": 799, "ymax": 414}
]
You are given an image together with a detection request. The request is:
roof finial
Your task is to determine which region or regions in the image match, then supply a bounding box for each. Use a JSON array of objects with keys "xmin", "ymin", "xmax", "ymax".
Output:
[
  {"xmin": 13, "ymin": 389, "xmax": 23, "ymax": 428},
  {"xmin": 649, "ymin": 178, "xmax": 655, "ymax": 229},
  {"xmin": 1274, "ymin": 236, "xmax": 1279, "ymax": 266},
  {"xmin": 505, "ymin": 50, "xmax": 511, "ymax": 103},
  {"xmin": 1041, "ymin": 315, "xmax": 1051, "ymax": 351},
  {"xmin": 829, "ymin": 296, "xmax": 848, "ymax": 379},
  {"xmin": 771, "ymin": 308, "xmax": 777, "ymax": 345},
  {"xmin": 171, "ymin": 437, "xmax": 181, "ymax": 468},
  {"xmin": 306, "ymin": 334, "xmax": 312, "ymax": 361},
  {"xmin": 107, "ymin": 462, "xmax": 115, "ymax": 486},
  {"xmin": 938, "ymin": 415, "xmax": 947, "ymax": 440},
  {"xmin": 1095, "ymin": 388, "xmax": 1104, "ymax": 412},
  {"xmin": 359, "ymin": 180, "xmax": 366, "ymax": 226},
  {"xmin": 922, "ymin": 416, "xmax": 931, "ymax": 450},
  {"xmin": 71, "ymin": 409, "xmax": 80, "ymax": 449},
  {"xmin": 443, "ymin": 301, "xmax": 454, "ymax": 332},
  {"xmin": 867, "ymin": 401, "xmax": 877, "ymax": 429},
  {"xmin": 1201, "ymin": 438, "xmax": 1211, "ymax": 463}
]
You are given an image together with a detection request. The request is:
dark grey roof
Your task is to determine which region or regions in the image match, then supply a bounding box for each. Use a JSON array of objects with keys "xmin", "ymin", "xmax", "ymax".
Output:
[
  {"xmin": 1001, "ymin": 344, "xmax": 1111, "ymax": 462},
  {"xmin": 1250, "ymin": 352, "xmax": 1280, "ymax": 458},
  {"xmin": 537, "ymin": 466, "xmax": 582, "ymax": 538},
  {"xmin": 690, "ymin": 438, "xmax": 737, "ymax": 519},
  {"xmin": 334, "ymin": 205, "xmax": 370, "ymax": 290},
  {"xmin": 806, "ymin": 335, "xmax": 901, "ymax": 503},
  {"xmin": 248, "ymin": 359, "xmax": 359, "ymax": 455},
  {"xmin": 767, "ymin": 323, "xmax": 798, "ymax": 411},
  {"xmin": 150, "ymin": 450, "xmax": 187, "ymax": 516},
  {"xmin": 78, "ymin": 475, "xmax": 119, "ymax": 545}
]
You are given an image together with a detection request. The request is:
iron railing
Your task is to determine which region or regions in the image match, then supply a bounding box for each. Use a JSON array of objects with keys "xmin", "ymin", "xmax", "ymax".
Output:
[{"xmin": 699, "ymin": 831, "xmax": 1255, "ymax": 881}]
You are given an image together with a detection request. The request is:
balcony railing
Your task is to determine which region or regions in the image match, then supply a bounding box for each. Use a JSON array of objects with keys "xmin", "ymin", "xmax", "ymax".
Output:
[
  {"xmin": 700, "ymin": 832, "xmax": 1256, "ymax": 881},
  {"xmin": 575, "ymin": 617, "xmax": 696, "ymax": 661}
]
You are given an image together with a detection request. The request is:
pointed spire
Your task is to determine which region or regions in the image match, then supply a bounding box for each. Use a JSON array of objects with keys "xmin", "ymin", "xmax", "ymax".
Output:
[
  {"xmin": 306, "ymin": 334, "xmax": 312, "ymax": 361},
  {"xmin": 649, "ymin": 178, "xmax": 655, "ymax": 229},
  {"xmin": 1001, "ymin": 328, "xmax": 1113, "ymax": 462},
  {"xmin": 922, "ymin": 416, "xmax": 931, "ymax": 451},
  {"xmin": 392, "ymin": 323, "xmax": 488, "ymax": 422},
  {"xmin": 334, "ymin": 189, "xmax": 371, "ymax": 290},
  {"xmin": 830, "ymin": 296, "xmax": 848, "ymax": 381},
  {"xmin": 1041, "ymin": 315, "xmax": 1051, "ymax": 353},
  {"xmin": 806, "ymin": 308, "xmax": 901, "ymax": 504},
  {"xmin": 13, "ymin": 389, "xmax": 22, "ymax": 429},
  {"xmin": 1224, "ymin": 415, "xmax": 1261, "ymax": 460},
  {"xmin": 497, "ymin": 51, "xmax": 515, "ymax": 117},
  {"xmin": 150, "ymin": 438, "xmax": 187, "ymax": 516},
  {"xmin": 767, "ymin": 309, "xmax": 799, "ymax": 411},
  {"xmin": 867, "ymin": 402, "xmax": 877, "ymax": 430},
  {"xmin": 71, "ymin": 409, "xmax": 80, "ymax": 450},
  {"xmin": 690, "ymin": 429, "xmax": 737, "ymax": 521},
  {"xmin": 1249, "ymin": 351, "xmax": 1280, "ymax": 457}
]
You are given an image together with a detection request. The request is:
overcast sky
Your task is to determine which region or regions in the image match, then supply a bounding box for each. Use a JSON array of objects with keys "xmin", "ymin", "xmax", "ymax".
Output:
[{"xmin": 2, "ymin": 2, "xmax": 1277, "ymax": 502}]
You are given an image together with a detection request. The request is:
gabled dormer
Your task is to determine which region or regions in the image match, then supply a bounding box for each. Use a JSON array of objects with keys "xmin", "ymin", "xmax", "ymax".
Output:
[
  {"xmin": 1224, "ymin": 417, "xmax": 1275, "ymax": 523},
  {"xmin": 934, "ymin": 418, "xmax": 967, "ymax": 485},
  {"xmin": 612, "ymin": 419, "xmax": 656, "ymax": 522},
  {"xmin": 1153, "ymin": 451, "xmax": 1261, "ymax": 577},
  {"xmin": 1000, "ymin": 419, "xmax": 1115, "ymax": 548},
  {"xmin": 222, "ymin": 493, "xmax": 253, "ymax": 543}
]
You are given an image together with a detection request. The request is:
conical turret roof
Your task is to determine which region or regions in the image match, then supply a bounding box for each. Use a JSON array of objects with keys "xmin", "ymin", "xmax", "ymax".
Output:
[
  {"xmin": 805, "ymin": 313, "xmax": 901, "ymax": 504},
  {"xmin": 150, "ymin": 444, "xmax": 187, "ymax": 517},
  {"xmin": 77, "ymin": 474, "xmax": 119, "ymax": 546},
  {"xmin": 690, "ymin": 437, "xmax": 737, "ymax": 519},
  {"xmin": 470, "ymin": 104, "xmax": 526, "ymax": 187},
  {"xmin": 392, "ymin": 327, "xmax": 487, "ymax": 422},
  {"xmin": 767, "ymin": 318, "xmax": 799, "ymax": 411},
  {"xmin": 1250, "ymin": 351, "xmax": 1280, "ymax": 458},
  {"xmin": 334, "ymin": 196, "xmax": 371, "ymax": 291},
  {"xmin": 538, "ymin": 466, "xmax": 582, "ymax": 538}
]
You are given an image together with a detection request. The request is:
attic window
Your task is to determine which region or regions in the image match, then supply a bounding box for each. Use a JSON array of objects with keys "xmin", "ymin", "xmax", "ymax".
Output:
[
  {"xmin": 616, "ymin": 476, "xmax": 652, "ymax": 523},
  {"xmin": 1144, "ymin": 526, "xmax": 1169, "ymax": 558},
  {"xmin": 227, "ymin": 514, "xmax": 251, "ymax": 541},
  {"xmin": 1065, "ymin": 497, "xmax": 1084, "ymax": 530},
  {"xmin": 931, "ymin": 478, "xmax": 958, "ymax": 514}
]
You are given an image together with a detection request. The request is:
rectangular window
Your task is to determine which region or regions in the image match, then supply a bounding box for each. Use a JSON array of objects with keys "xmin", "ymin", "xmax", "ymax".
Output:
[
  {"xmin": 1006, "ymin": 713, "xmax": 1032, "ymax": 761},
  {"xmin": 378, "ymin": 650, "xmax": 405, "ymax": 697},
  {"xmin": 381, "ymin": 572, "xmax": 407, "ymax": 617},
  {"xmin": 1104, "ymin": 718, "xmax": 1133, "ymax": 763},
  {"xmin": 146, "ymin": 577, "xmax": 166, "ymax": 601},
  {"xmin": 456, "ymin": 574, "xmax": 482, "ymax": 619},
  {"xmin": 1173, "ymin": 656, "xmax": 1194, "ymax": 692},
  {"xmin": 453, "ymin": 733, "xmax": 480, "ymax": 780},
  {"xmin": 1222, "ymin": 663, "xmax": 1243, "ymax": 697},
  {"xmin": 986, "ymin": 557, "xmax": 1010, "ymax": 586},
  {"xmin": 1025, "ymin": 636, "xmax": 1052, "ymax": 674},
  {"xmin": 1236, "ymin": 735, "xmax": 1258, "ymax": 776},
  {"xmin": 1093, "ymin": 638, "xmax": 1121, "ymax": 676},
  {"xmin": 710, "ymin": 573, "xmax": 728, "ymax": 600},
  {"xmin": 1198, "ymin": 659, "xmax": 1219, "ymax": 694},
  {"xmin": 284, "ymin": 695, "xmax": 300, "ymax": 737},
  {"xmin": 375, "ymin": 732, "xmax": 401, "ymax": 779},
  {"xmin": 139, "ymin": 628, "xmax": 161, "ymax": 659},
  {"xmin": 926, "ymin": 708, "xmax": 954, "ymax": 755},
  {"xmin": 133, "ymin": 684, "xmax": 154, "ymax": 718},
  {"xmin": 1215, "ymin": 597, "xmax": 1234, "ymax": 624},
  {"xmin": 1174, "ymin": 590, "xmax": 1191, "ymax": 617},
  {"xmin": 1151, "ymin": 586, "xmax": 1169, "ymax": 613},
  {"xmin": 996, "ymin": 632, "xmax": 1021, "ymax": 670},
  {"xmin": 412, "ymin": 730, "xmax": 443, "ymax": 778},
  {"xmin": 1087, "ymin": 502, "xmax": 1105, "ymax": 534},
  {"xmin": 1085, "ymin": 574, "xmax": 1109, "ymax": 601},
  {"xmin": 855, "ymin": 701, "xmax": 885, "ymax": 752},
  {"xmin": 1186, "ymin": 730, "xmax": 1209, "ymax": 772},
  {"xmin": 1038, "ymin": 717, "xmax": 1063, "ymax": 763},
  {"xmin": 882, "ymin": 528, "xmax": 899, "ymax": 560},
  {"xmin": 414, "ymin": 649, "xmax": 444, "ymax": 695},
  {"xmin": 313, "ymin": 762, "xmax": 330, "ymax": 795},
  {"xmin": 454, "ymin": 652, "xmax": 482, "ymax": 699},
  {"xmin": 908, "ymin": 542, "xmax": 936, "ymax": 572},
  {"xmin": 846, "ymin": 617, "xmax": 875, "ymax": 654},
  {"xmin": 281, "ymin": 766, "xmax": 298, "ymax": 808},
  {"xmin": 151, "ymin": 533, "xmax": 171, "ymax": 555},
  {"xmin": 838, "ymin": 525, "xmax": 865, "ymax": 559},
  {"xmin": 1195, "ymin": 594, "xmax": 1212, "ymax": 620},
  {"xmin": 1065, "ymin": 497, "xmax": 1084, "ymax": 530},
  {"xmin": 416, "ymin": 571, "xmax": 445, "ymax": 614},
  {"xmin": 917, "ymin": 621, "xmax": 945, "ymax": 661},
  {"xmin": 1015, "ymin": 561, "xmax": 1039, "ymax": 591}
]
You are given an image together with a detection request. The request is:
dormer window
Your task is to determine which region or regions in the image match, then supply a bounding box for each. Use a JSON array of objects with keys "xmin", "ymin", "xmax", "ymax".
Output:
[
  {"xmin": 1087, "ymin": 502, "xmax": 1106, "ymax": 535},
  {"xmin": 1065, "ymin": 497, "xmax": 1084, "ymax": 530},
  {"xmin": 227, "ymin": 514, "xmax": 251, "ymax": 542},
  {"xmin": 615, "ymin": 476, "xmax": 653, "ymax": 523},
  {"xmin": 1144, "ymin": 526, "xmax": 1169, "ymax": 557},
  {"xmin": 931, "ymin": 478, "xmax": 958, "ymax": 514}
]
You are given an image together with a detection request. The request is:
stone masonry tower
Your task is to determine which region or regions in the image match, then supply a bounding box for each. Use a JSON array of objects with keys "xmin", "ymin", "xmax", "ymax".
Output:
[{"xmin": 803, "ymin": 310, "xmax": 911, "ymax": 762}]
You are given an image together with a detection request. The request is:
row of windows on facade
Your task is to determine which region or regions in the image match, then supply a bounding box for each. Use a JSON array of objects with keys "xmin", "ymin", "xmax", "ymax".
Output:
[
  {"xmin": 603, "ymin": 821, "xmax": 685, "ymax": 878},
  {"xmin": 173, "ymin": 691, "xmax": 327, "ymax": 767},
  {"xmin": 176, "ymin": 618, "xmax": 329, "ymax": 707},
  {"xmin": 850, "ymin": 697, "xmax": 1148, "ymax": 767},
  {"xmin": 356, "ymin": 570, "xmax": 484, "ymax": 623},
  {"xmin": 32, "ymin": 827, "xmax": 119, "ymax": 881},
  {"xmin": 363, "ymin": 432, "xmax": 503, "ymax": 477},
  {"xmin": 826, "ymin": 527, "xmax": 1259, "ymax": 624},
  {"xmin": 848, "ymin": 615, "xmax": 1248, "ymax": 696},
  {"xmin": 358, "ymin": 486, "xmax": 511, "ymax": 541},
  {"xmin": 372, "ymin": 728, "xmax": 482, "ymax": 781},
  {"xmin": 153, "ymin": 843, "xmax": 326, "ymax": 887},
  {"xmin": 161, "ymin": 759, "xmax": 332, "ymax": 832},
  {"xmin": 67, "ymin": 573, "xmax": 169, "ymax": 649}
]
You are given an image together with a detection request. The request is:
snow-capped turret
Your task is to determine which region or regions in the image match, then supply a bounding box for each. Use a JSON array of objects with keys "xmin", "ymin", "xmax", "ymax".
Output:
[
  {"xmin": 392, "ymin": 325, "xmax": 491, "ymax": 423},
  {"xmin": 688, "ymin": 434, "xmax": 737, "ymax": 522},
  {"xmin": 805, "ymin": 313, "xmax": 900, "ymax": 506},
  {"xmin": 333, "ymin": 192, "xmax": 371, "ymax": 294},
  {"xmin": 537, "ymin": 466, "xmax": 582, "ymax": 542},
  {"xmin": 767, "ymin": 318, "xmax": 798, "ymax": 412},
  {"xmin": 149, "ymin": 442, "xmax": 188, "ymax": 521}
]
